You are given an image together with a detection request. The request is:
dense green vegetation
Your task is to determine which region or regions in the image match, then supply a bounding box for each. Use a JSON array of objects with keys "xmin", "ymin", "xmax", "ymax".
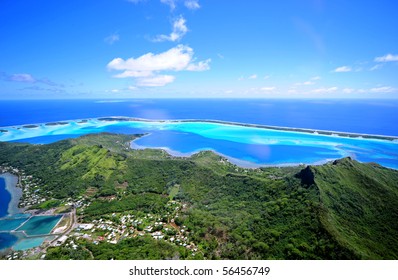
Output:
[
  {"xmin": 311, "ymin": 158, "xmax": 398, "ymax": 259},
  {"xmin": 1, "ymin": 133, "xmax": 397, "ymax": 259}
]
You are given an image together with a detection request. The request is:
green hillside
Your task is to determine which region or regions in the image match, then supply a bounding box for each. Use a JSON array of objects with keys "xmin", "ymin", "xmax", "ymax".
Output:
[
  {"xmin": 1, "ymin": 133, "xmax": 397, "ymax": 259},
  {"xmin": 310, "ymin": 158, "xmax": 398, "ymax": 259}
]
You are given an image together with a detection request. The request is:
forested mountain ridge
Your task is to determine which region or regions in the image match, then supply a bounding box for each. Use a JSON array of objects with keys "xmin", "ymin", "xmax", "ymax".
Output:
[{"xmin": 1, "ymin": 133, "xmax": 397, "ymax": 259}]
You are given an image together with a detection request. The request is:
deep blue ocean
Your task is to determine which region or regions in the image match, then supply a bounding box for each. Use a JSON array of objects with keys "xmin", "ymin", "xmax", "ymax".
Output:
[{"xmin": 1, "ymin": 99, "xmax": 398, "ymax": 136}]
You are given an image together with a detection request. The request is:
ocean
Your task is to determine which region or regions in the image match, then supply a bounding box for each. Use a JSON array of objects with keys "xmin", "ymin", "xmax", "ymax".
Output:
[
  {"xmin": 1, "ymin": 99, "xmax": 398, "ymax": 169},
  {"xmin": 1, "ymin": 99, "xmax": 398, "ymax": 136}
]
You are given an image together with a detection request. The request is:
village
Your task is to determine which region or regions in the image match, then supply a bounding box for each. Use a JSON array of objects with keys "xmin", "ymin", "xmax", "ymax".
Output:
[
  {"xmin": 1, "ymin": 165, "xmax": 200, "ymax": 259},
  {"xmin": 0, "ymin": 165, "xmax": 48, "ymax": 209},
  {"xmin": 60, "ymin": 199, "xmax": 199, "ymax": 257}
]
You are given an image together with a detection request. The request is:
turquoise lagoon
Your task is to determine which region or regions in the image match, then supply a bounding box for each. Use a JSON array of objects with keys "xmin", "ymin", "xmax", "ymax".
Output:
[
  {"xmin": 0, "ymin": 217, "xmax": 29, "ymax": 231},
  {"xmin": 1, "ymin": 118, "xmax": 397, "ymax": 169},
  {"xmin": 17, "ymin": 215, "xmax": 62, "ymax": 236},
  {"xmin": 0, "ymin": 173, "xmax": 61, "ymax": 252},
  {"xmin": 12, "ymin": 236, "xmax": 50, "ymax": 251}
]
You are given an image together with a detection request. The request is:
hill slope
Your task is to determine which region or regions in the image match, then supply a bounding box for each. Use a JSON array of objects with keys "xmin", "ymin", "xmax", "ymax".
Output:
[{"xmin": 309, "ymin": 158, "xmax": 398, "ymax": 259}]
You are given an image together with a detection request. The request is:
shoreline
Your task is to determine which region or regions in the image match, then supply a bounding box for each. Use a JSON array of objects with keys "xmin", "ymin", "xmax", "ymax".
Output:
[
  {"xmin": 1, "ymin": 116, "xmax": 397, "ymax": 142},
  {"xmin": 0, "ymin": 173, "xmax": 22, "ymax": 216},
  {"xmin": 131, "ymin": 136, "xmax": 346, "ymax": 169}
]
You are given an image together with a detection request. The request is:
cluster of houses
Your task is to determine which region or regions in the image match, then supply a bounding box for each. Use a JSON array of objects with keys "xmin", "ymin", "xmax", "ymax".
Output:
[
  {"xmin": 4, "ymin": 251, "xmax": 26, "ymax": 260},
  {"xmin": 2, "ymin": 245, "xmax": 43, "ymax": 260},
  {"xmin": 0, "ymin": 165, "xmax": 47, "ymax": 209},
  {"xmin": 63, "ymin": 200, "xmax": 199, "ymax": 255}
]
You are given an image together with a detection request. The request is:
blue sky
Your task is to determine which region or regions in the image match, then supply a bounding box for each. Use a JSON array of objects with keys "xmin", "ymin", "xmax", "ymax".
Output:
[{"xmin": 0, "ymin": 0, "xmax": 397, "ymax": 99}]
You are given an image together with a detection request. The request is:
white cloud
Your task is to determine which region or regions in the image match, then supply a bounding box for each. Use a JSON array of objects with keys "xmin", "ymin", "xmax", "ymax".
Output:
[
  {"xmin": 107, "ymin": 45, "xmax": 210, "ymax": 87},
  {"xmin": 161, "ymin": 0, "xmax": 176, "ymax": 10},
  {"xmin": 136, "ymin": 75, "xmax": 175, "ymax": 87},
  {"xmin": 104, "ymin": 34, "xmax": 120, "ymax": 45},
  {"xmin": 370, "ymin": 86, "xmax": 396, "ymax": 93},
  {"xmin": 260, "ymin": 87, "xmax": 276, "ymax": 91},
  {"xmin": 186, "ymin": 59, "xmax": 211, "ymax": 71},
  {"xmin": 184, "ymin": 0, "xmax": 200, "ymax": 10},
  {"xmin": 295, "ymin": 80, "xmax": 314, "ymax": 86},
  {"xmin": 113, "ymin": 70, "xmax": 153, "ymax": 78},
  {"xmin": 263, "ymin": 75, "xmax": 270, "ymax": 80},
  {"xmin": 333, "ymin": 66, "xmax": 352, "ymax": 72},
  {"xmin": 374, "ymin": 54, "xmax": 398, "ymax": 62},
  {"xmin": 127, "ymin": 0, "xmax": 145, "ymax": 3},
  {"xmin": 108, "ymin": 45, "xmax": 208, "ymax": 75},
  {"xmin": 248, "ymin": 74, "xmax": 257, "ymax": 79},
  {"xmin": 311, "ymin": 87, "xmax": 338, "ymax": 93},
  {"xmin": 295, "ymin": 76, "xmax": 320, "ymax": 86},
  {"xmin": 153, "ymin": 16, "xmax": 188, "ymax": 42},
  {"xmin": 9, "ymin": 73, "xmax": 36, "ymax": 83}
]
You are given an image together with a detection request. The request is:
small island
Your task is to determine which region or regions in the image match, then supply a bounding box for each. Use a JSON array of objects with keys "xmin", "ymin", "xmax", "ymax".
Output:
[
  {"xmin": 45, "ymin": 122, "xmax": 69, "ymax": 126},
  {"xmin": 22, "ymin": 125, "xmax": 39, "ymax": 129}
]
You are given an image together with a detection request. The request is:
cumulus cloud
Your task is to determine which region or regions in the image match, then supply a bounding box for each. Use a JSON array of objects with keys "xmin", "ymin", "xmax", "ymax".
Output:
[
  {"xmin": 104, "ymin": 34, "xmax": 120, "ymax": 45},
  {"xmin": 248, "ymin": 74, "xmax": 258, "ymax": 79},
  {"xmin": 107, "ymin": 45, "xmax": 210, "ymax": 87},
  {"xmin": 153, "ymin": 16, "xmax": 188, "ymax": 42},
  {"xmin": 184, "ymin": 0, "xmax": 200, "ymax": 10},
  {"xmin": 333, "ymin": 66, "xmax": 352, "ymax": 72},
  {"xmin": 374, "ymin": 54, "xmax": 398, "ymax": 62},
  {"xmin": 107, "ymin": 45, "xmax": 209, "ymax": 75}
]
